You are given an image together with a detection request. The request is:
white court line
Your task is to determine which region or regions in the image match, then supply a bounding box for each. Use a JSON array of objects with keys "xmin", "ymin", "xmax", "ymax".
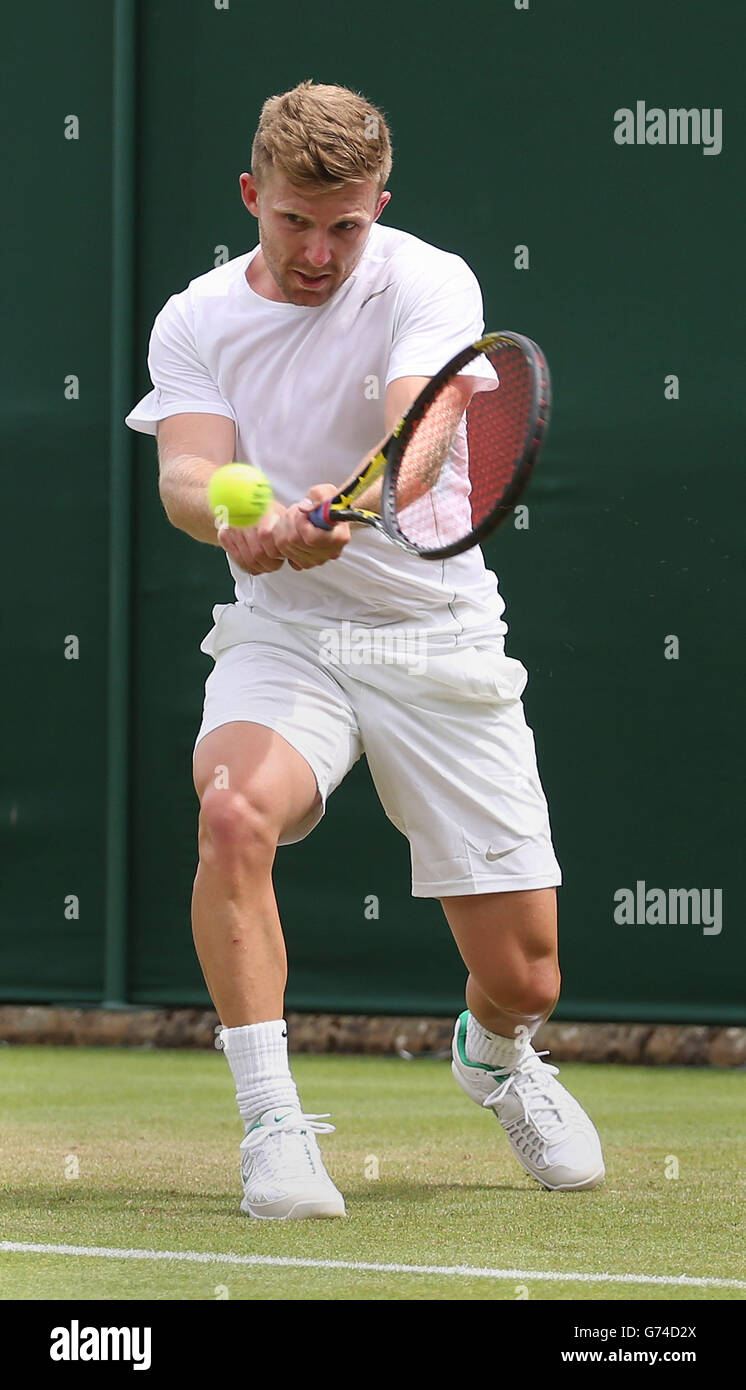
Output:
[{"xmin": 1, "ymin": 1242, "xmax": 744, "ymax": 1289}]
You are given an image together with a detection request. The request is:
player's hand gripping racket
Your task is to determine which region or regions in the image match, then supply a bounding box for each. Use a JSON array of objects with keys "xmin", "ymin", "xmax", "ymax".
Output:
[{"xmin": 308, "ymin": 331, "xmax": 551, "ymax": 559}]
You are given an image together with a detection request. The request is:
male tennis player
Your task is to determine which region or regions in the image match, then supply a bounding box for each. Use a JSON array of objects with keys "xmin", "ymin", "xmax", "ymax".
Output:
[{"xmin": 126, "ymin": 80, "xmax": 604, "ymax": 1219}]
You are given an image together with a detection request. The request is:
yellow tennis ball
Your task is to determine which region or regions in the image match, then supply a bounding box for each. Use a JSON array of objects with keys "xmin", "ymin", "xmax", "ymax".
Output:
[{"xmin": 207, "ymin": 463, "xmax": 273, "ymax": 528}]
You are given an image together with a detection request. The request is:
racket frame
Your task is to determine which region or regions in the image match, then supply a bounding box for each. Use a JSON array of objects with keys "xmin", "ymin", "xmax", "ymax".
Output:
[
  {"xmin": 310, "ymin": 330, "xmax": 551, "ymax": 558},
  {"xmin": 381, "ymin": 330, "xmax": 551, "ymax": 559}
]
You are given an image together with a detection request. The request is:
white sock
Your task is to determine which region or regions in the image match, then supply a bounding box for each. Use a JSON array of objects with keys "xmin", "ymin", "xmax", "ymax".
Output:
[
  {"xmin": 465, "ymin": 1012, "xmax": 534, "ymax": 1071},
  {"xmin": 220, "ymin": 1020, "xmax": 301, "ymax": 1131}
]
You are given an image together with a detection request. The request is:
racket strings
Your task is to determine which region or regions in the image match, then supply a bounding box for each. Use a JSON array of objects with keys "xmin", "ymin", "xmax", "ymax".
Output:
[
  {"xmin": 392, "ymin": 379, "xmax": 476, "ymax": 549},
  {"xmin": 392, "ymin": 383, "xmax": 467, "ymax": 510},
  {"xmin": 466, "ymin": 349, "xmax": 533, "ymax": 523},
  {"xmin": 392, "ymin": 345, "xmax": 535, "ymax": 551}
]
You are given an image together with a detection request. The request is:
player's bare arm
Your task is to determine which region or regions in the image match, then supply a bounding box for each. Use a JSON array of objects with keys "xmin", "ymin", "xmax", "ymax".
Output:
[
  {"xmin": 272, "ymin": 373, "xmax": 475, "ymax": 568},
  {"xmin": 340, "ymin": 373, "xmax": 430, "ymax": 515},
  {"xmin": 349, "ymin": 372, "xmax": 477, "ymax": 513},
  {"xmin": 156, "ymin": 413, "xmax": 287, "ymax": 574},
  {"xmin": 272, "ymin": 370, "xmax": 479, "ymax": 568},
  {"xmin": 268, "ymin": 376, "xmax": 427, "ymax": 569},
  {"xmin": 157, "ymin": 413, "xmax": 236, "ymax": 540}
]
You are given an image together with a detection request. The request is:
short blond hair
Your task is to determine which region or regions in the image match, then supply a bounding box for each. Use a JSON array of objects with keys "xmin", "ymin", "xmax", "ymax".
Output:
[{"xmin": 251, "ymin": 79, "xmax": 393, "ymax": 196}]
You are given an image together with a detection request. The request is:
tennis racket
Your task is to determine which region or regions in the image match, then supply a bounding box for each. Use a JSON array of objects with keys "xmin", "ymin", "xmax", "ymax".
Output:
[{"xmin": 308, "ymin": 331, "xmax": 551, "ymax": 560}]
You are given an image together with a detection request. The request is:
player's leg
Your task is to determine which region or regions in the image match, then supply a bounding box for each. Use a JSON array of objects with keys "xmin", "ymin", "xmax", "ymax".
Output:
[
  {"xmin": 442, "ymin": 887, "xmax": 560, "ymax": 1042},
  {"xmin": 192, "ymin": 624, "xmax": 362, "ymax": 1219},
  {"xmin": 444, "ymin": 885, "xmax": 603, "ymax": 1190},
  {"xmin": 192, "ymin": 719, "xmax": 319, "ymax": 1027},
  {"xmin": 353, "ymin": 641, "xmax": 604, "ymax": 1191},
  {"xmin": 193, "ymin": 719, "xmax": 346, "ymax": 1220}
]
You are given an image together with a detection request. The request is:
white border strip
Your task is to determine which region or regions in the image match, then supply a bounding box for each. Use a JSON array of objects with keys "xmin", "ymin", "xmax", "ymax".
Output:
[{"xmin": 1, "ymin": 1242, "xmax": 744, "ymax": 1289}]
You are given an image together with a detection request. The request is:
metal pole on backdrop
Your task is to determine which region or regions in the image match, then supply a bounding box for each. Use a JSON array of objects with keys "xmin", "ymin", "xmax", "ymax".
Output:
[{"xmin": 104, "ymin": 0, "xmax": 137, "ymax": 1006}]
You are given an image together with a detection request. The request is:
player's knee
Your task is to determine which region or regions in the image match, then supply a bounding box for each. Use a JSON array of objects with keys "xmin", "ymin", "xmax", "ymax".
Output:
[
  {"xmin": 197, "ymin": 787, "xmax": 277, "ymax": 868},
  {"xmin": 481, "ymin": 960, "xmax": 561, "ymax": 1020},
  {"xmin": 511, "ymin": 962, "xmax": 561, "ymax": 1019},
  {"xmin": 530, "ymin": 969, "xmax": 561, "ymax": 1019}
]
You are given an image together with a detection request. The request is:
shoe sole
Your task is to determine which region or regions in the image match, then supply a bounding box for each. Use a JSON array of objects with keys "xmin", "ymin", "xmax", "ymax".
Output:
[
  {"xmin": 538, "ymin": 1166, "xmax": 606, "ymax": 1192},
  {"xmin": 240, "ymin": 1196, "xmax": 346, "ymax": 1220}
]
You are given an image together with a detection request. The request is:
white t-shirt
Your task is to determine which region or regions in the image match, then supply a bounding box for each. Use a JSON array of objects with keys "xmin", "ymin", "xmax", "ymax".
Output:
[{"xmin": 126, "ymin": 222, "xmax": 507, "ymax": 640}]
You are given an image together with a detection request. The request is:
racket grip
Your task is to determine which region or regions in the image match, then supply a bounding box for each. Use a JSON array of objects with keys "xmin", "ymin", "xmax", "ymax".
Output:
[{"xmin": 307, "ymin": 500, "xmax": 335, "ymax": 530}]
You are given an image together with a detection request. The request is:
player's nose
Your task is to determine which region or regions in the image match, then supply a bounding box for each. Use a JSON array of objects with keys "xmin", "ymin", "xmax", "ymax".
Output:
[{"xmin": 304, "ymin": 237, "xmax": 333, "ymax": 268}]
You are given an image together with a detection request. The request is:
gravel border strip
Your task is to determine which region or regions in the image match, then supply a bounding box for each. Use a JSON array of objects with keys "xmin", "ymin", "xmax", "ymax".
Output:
[{"xmin": 0, "ymin": 1006, "xmax": 744, "ymax": 1066}]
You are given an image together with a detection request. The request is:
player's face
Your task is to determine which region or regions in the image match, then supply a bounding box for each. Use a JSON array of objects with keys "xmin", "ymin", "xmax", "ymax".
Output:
[{"xmin": 241, "ymin": 169, "xmax": 390, "ymax": 305}]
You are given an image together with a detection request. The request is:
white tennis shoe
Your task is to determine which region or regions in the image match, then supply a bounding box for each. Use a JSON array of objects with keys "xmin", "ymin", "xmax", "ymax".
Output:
[
  {"xmin": 452, "ymin": 1011, "xmax": 605, "ymax": 1191},
  {"xmin": 239, "ymin": 1108, "xmax": 346, "ymax": 1220}
]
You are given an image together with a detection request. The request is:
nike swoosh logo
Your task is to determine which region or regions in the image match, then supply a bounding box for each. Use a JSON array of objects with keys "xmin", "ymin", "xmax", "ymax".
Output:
[
  {"xmin": 486, "ymin": 847, "xmax": 517, "ymax": 862},
  {"xmin": 248, "ymin": 1109, "xmax": 294, "ymax": 1133},
  {"xmin": 360, "ymin": 283, "xmax": 394, "ymax": 308}
]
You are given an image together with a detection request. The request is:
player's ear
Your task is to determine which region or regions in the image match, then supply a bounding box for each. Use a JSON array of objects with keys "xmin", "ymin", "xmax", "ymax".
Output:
[
  {"xmin": 240, "ymin": 173, "xmax": 260, "ymax": 217},
  {"xmin": 374, "ymin": 190, "xmax": 391, "ymax": 221}
]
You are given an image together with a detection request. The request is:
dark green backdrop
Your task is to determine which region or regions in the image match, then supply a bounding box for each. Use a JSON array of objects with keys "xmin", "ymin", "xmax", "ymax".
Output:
[{"xmin": 3, "ymin": 1, "xmax": 743, "ymax": 1021}]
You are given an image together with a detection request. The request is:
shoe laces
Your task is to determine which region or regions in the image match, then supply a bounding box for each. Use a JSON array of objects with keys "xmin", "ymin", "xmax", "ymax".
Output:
[
  {"xmin": 242, "ymin": 1110, "xmax": 335, "ymax": 1146},
  {"xmin": 483, "ymin": 1051, "xmax": 566, "ymax": 1137},
  {"xmin": 240, "ymin": 1111, "xmax": 336, "ymax": 1177}
]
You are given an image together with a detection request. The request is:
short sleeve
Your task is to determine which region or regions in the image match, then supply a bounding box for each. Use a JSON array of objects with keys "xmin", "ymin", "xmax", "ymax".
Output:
[
  {"xmin": 125, "ymin": 291, "xmax": 237, "ymax": 436},
  {"xmin": 385, "ymin": 256, "xmax": 496, "ymax": 391}
]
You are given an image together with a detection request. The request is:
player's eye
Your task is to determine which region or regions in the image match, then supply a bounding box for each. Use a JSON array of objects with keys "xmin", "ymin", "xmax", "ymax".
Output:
[
  {"xmin": 284, "ymin": 213, "xmax": 303, "ymax": 225},
  {"xmin": 336, "ymin": 222, "xmax": 358, "ymax": 232}
]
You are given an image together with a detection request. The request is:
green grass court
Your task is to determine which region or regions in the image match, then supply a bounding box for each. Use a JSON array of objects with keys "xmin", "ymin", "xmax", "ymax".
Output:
[{"xmin": 0, "ymin": 1047, "xmax": 743, "ymax": 1302}]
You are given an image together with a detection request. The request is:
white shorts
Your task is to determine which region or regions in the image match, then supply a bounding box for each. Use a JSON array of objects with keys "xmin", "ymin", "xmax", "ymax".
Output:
[{"xmin": 194, "ymin": 603, "xmax": 562, "ymax": 899}]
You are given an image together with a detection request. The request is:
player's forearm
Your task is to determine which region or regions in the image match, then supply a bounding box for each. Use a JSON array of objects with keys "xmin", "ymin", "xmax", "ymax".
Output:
[{"xmin": 159, "ymin": 455, "xmax": 222, "ymax": 545}]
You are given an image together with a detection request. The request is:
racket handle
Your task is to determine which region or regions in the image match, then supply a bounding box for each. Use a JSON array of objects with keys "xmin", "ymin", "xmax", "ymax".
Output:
[{"xmin": 307, "ymin": 500, "xmax": 335, "ymax": 530}]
